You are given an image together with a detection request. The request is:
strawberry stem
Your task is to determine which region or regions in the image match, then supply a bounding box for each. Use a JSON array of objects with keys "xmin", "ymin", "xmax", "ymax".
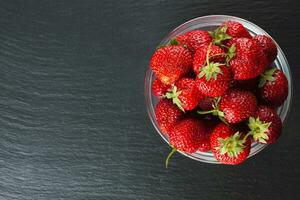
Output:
[
  {"xmin": 197, "ymin": 110, "xmax": 215, "ymax": 115},
  {"xmin": 198, "ymin": 42, "xmax": 223, "ymax": 81},
  {"xmin": 206, "ymin": 43, "xmax": 212, "ymax": 66},
  {"xmin": 218, "ymin": 116, "xmax": 229, "ymax": 125},
  {"xmin": 198, "ymin": 97, "xmax": 228, "ymax": 125},
  {"xmin": 208, "ymin": 53, "xmax": 227, "ymax": 59},
  {"xmin": 165, "ymin": 147, "xmax": 177, "ymax": 168},
  {"xmin": 219, "ymin": 44, "xmax": 230, "ymax": 49}
]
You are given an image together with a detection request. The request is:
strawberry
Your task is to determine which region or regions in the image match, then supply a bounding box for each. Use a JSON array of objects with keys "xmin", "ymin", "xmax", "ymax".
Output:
[
  {"xmin": 165, "ymin": 78, "xmax": 203, "ymax": 111},
  {"xmin": 198, "ymin": 89, "xmax": 257, "ymax": 124},
  {"xmin": 155, "ymin": 99, "xmax": 184, "ymax": 135},
  {"xmin": 198, "ymin": 117, "xmax": 219, "ymax": 152},
  {"xmin": 210, "ymin": 123, "xmax": 251, "ymax": 165},
  {"xmin": 221, "ymin": 21, "xmax": 252, "ymax": 39},
  {"xmin": 196, "ymin": 64, "xmax": 232, "ymax": 97},
  {"xmin": 209, "ymin": 21, "xmax": 251, "ymax": 46},
  {"xmin": 165, "ymin": 117, "xmax": 206, "ymax": 168},
  {"xmin": 254, "ymin": 35, "xmax": 277, "ymax": 63},
  {"xmin": 228, "ymin": 37, "xmax": 268, "ymax": 80},
  {"xmin": 259, "ymin": 68, "xmax": 288, "ymax": 107},
  {"xmin": 220, "ymin": 89, "xmax": 257, "ymax": 123},
  {"xmin": 175, "ymin": 30, "xmax": 212, "ymax": 53},
  {"xmin": 198, "ymin": 136, "xmax": 211, "ymax": 152},
  {"xmin": 248, "ymin": 105, "xmax": 282, "ymax": 144},
  {"xmin": 169, "ymin": 117, "xmax": 206, "ymax": 153},
  {"xmin": 150, "ymin": 45, "xmax": 192, "ymax": 85},
  {"xmin": 152, "ymin": 78, "xmax": 170, "ymax": 97},
  {"xmin": 193, "ymin": 43, "xmax": 225, "ymax": 74},
  {"xmin": 194, "ymin": 43, "xmax": 233, "ymax": 97}
]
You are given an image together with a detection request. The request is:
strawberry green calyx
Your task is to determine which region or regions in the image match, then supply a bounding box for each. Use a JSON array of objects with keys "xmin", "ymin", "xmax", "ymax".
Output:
[
  {"xmin": 259, "ymin": 68, "xmax": 276, "ymax": 88},
  {"xmin": 165, "ymin": 86, "xmax": 184, "ymax": 112},
  {"xmin": 170, "ymin": 38, "xmax": 179, "ymax": 45},
  {"xmin": 199, "ymin": 62, "xmax": 223, "ymax": 81},
  {"xmin": 165, "ymin": 147, "xmax": 177, "ymax": 168},
  {"xmin": 248, "ymin": 117, "xmax": 271, "ymax": 143},
  {"xmin": 216, "ymin": 132, "xmax": 245, "ymax": 158},
  {"xmin": 226, "ymin": 44, "xmax": 236, "ymax": 64},
  {"xmin": 198, "ymin": 42, "xmax": 223, "ymax": 81},
  {"xmin": 210, "ymin": 26, "xmax": 232, "ymax": 45}
]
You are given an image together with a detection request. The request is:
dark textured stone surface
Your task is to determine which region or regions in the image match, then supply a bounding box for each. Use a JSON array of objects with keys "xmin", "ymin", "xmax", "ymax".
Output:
[{"xmin": 0, "ymin": 0, "xmax": 299, "ymax": 199}]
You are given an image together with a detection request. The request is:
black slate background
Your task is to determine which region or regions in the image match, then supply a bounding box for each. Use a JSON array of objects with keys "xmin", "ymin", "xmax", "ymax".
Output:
[{"xmin": 0, "ymin": 0, "xmax": 299, "ymax": 199}]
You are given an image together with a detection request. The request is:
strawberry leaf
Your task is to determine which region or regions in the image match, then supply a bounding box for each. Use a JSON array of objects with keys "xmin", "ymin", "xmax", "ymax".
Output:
[
  {"xmin": 258, "ymin": 79, "xmax": 267, "ymax": 88},
  {"xmin": 211, "ymin": 26, "xmax": 232, "ymax": 45},
  {"xmin": 216, "ymin": 131, "xmax": 245, "ymax": 158},
  {"xmin": 172, "ymin": 97, "xmax": 184, "ymax": 112},
  {"xmin": 247, "ymin": 117, "xmax": 271, "ymax": 143},
  {"xmin": 226, "ymin": 44, "xmax": 236, "ymax": 64},
  {"xmin": 259, "ymin": 68, "xmax": 277, "ymax": 88},
  {"xmin": 208, "ymin": 31, "xmax": 214, "ymax": 37},
  {"xmin": 170, "ymin": 38, "xmax": 179, "ymax": 45},
  {"xmin": 198, "ymin": 62, "xmax": 223, "ymax": 81},
  {"xmin": 165, "ymin": 86, "xmax": 184, "ymax": 112}
]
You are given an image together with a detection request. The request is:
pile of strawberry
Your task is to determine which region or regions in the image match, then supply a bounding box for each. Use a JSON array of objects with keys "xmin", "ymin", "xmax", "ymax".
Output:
[{"xmin": 149, "ymin": 21, "xmax": 288, "ymax": 166}]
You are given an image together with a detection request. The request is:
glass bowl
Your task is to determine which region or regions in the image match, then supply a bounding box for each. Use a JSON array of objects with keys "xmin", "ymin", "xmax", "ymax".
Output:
[{"xmin": 145, "ymin": 15, "xmax": 293, "ymax": 164}]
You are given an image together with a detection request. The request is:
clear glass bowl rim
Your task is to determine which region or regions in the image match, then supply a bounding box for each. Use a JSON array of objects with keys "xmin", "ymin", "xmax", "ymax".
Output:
[{"xmin": 145, "ymin": 15, "xmax": 293, "ymax": 164}]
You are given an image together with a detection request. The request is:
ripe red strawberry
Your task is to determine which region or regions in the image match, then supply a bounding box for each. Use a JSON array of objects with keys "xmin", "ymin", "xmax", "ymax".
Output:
[
  {"xmin": 198, "ymin": 136, "xmax": 211, "ymax": 152},
  {"xmin": 248, "ymin": 105, "xmax": 282, "ymax": 144},
  {"xmin": 165, "ymin": 78, "xmax": 203, "ymax": 111},
  {"xmin": 254, "ymin": 35, "xmax": 277, "ymax": 63},
  {"xmin": 155, "ymin": 99, "xmax": 184, "ymax": 135},
  {"xmin": 209, "ymin": 21, "xmax": 251, "ymax": 45},
  {"xmin": 210, "ymin": 123, "xmax": 251, "ymax": 165},
  {"xmin": 193, "ymin": 44, "xmax": 225, "ymax": 74},
  {"xmin": 175, "ymin": 30, "xmax": 212, "ymax": 53},
  {"xmin": 229, "ymin": 38, "xmax": 268, "ymax": 80},
  {"xmin": 198, "ymin": 117, "xmax": 219, "ymax": 152},
  {"xmin": 150, "ymin": 45, "xmax": 192, "ymax": 85},
  {"xmin": 259, "ymin": 68, "xmax": 288, "ymax": 107},
  {"xmin": 169, "ymin": 117, "xmax": 206, "ymax": 153},
  {"xmin": 196, "ymin": 64, "xmax": 232, "ymax": 97},
  {"xmin": 221, "ymin": 21, "xmax": 252, "ymax": 39},
  {"xmin": 220, "ymin": 89, "xmax": 257, "ymax": 123},
  {"xmin": 192, "ymin": 43, "xmax": 233, "ymax": 97},
  {"xmin": 165, "ymin": 117, "xmax": 207, "ymax": 168},
  {"xmin": 152, "ymin": 78, "xmax": 170, "ymax": 97}
]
